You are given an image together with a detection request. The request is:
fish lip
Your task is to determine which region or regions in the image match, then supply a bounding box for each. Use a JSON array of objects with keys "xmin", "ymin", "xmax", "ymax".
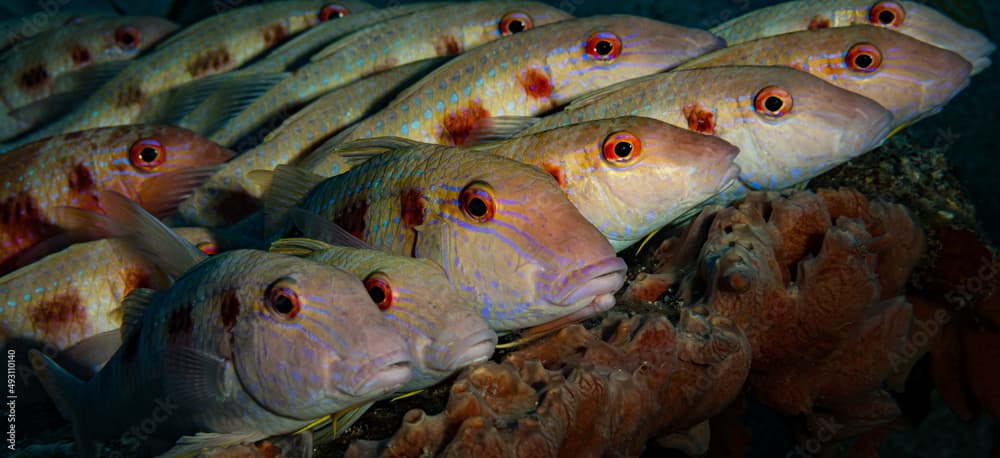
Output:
[
  {"xmin": 554, "ymin": 257, "xmax": 628, "ymax": 307},
  {"xmin": 433, "ymin": 328, "xmax": 498, "ymax": 371},
  {"xmin": 348, "ymin": 351, "xmax": 413, "ymax": 397}
]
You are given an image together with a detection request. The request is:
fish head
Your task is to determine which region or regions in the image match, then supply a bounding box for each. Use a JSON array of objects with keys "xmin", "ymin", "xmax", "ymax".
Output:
[
  {"xmin": 229, "ymin": 252, "xmax": 412, "ymax": 419},
  {"xmin": 790, "ymin": 26, "xmax": 971, "ymax": 127},
  {"xmin": 96, "ymin": 17, "xmax": 179, "ymax": 56},
  {"xmin": 535, "ymin": 116, "xmax": 740, "ymax": 251},
  {"xmin": 704, "ymin": 66, "xmax": 893, "ymax": 190},
  {"xmin": 361, "ymin": 257, "xmax": 496, "ymax": 388},
  {"xmin": 417, "ymin": 152, "xmax": 626, "ymax": 331},
  {"xmin": 99, "ymin": 125, "xmax": 234, "ymax": 215},
  {"xmin": 545, "ymin": 16, "xmax": 725, "ymax": 102},
  {"xmin": 868, "ymin": 1, "xmax": 995, "ymax": 75},
  {"xmin": 465, "ymin": 1, "xmax": 573, "ymax": 43}
]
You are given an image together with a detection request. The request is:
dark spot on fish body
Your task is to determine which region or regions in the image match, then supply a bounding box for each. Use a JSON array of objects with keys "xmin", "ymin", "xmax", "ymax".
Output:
[
  {"xmin": 220, "ymin": 290, "xmax": 240, "ymax": 331},
  {"xmin": 187, "ymin": 47, "xmax": 233, "ymax": 78},
  {"xmin": 0, "ymin": 193, "xmax": 60, "ymax": 272},
  {"xmin": 262, "ymin": 24, "xmax": 288, "ymax": 48},
  {"xmin": 71, "ymin": 47, "xmax": 91, "ymax": 66},
  {"xmin": 68, "ymin": 163, "xmax": 94, "ymax": 193},
  {"xmin": 808, "ymin": 16, "xmax": 830, "ymax": 30},
  {"xmin": 114, "ymin": 86, "xmax": 146, "ymax": 109},
  {"xmin": 165, "ymin": 304, "xmax": 193, "ymax": 343},
  {"xmin": 333, "ymin": 199, "xmax": 369, "ymax": 241},
  {"xmin": 19, "ymin": 65, "xmax": 49, "ymax": 91},
  {"xmin": 683, "ymin": 103, "xmax": 716, "ymax": 135},
  {"xmin": 28, "ymin": 292, "xmax": 86, "ymax": 338},
  {"xmin": 400, "ymin": 189, "xmax": 424, "ymax": 227},
  {"xmin": 441, "ymin": 102, "xmax": 491, "ymax": 146},
  {"xmin": 518, "ymin": 68, "xmax": 552, "ymax": 100},
  {"xmin": 434, "ymin": 34, "xmax": 463, "ymax": 57},
  {"xmin": 541, "ymin": 163, "xmax": 565, "ymax": 188}
]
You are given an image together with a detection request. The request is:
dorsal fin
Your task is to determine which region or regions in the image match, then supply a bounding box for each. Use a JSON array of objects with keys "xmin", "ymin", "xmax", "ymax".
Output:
[
  {"xmin": 120, "ymin": 288, "xmax": 157, "ymax": 339},
  {"xmin": 269, "ymin": 237, "xmax": 335, "ymax": 257},
  {"xmin": 290, "ymin": 208, "xmax": 373, "ymax": 250},
  {"xmin": 256, "ymin": 166, "xmax": 326, "ymax": 231}
]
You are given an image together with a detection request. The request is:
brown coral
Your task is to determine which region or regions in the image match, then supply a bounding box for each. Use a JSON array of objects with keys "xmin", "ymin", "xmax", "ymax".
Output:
[
  {"xmin": 628, "ymin": 188, "xmax": 923, "ymax": 445},
  {"xmin": 345, "ymin": 311, "xmax": 750, "ymax": 457}
]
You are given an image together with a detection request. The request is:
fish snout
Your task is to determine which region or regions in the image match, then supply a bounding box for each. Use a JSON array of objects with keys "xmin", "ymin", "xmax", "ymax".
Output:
[
  {"xmin": 554, "ymin": 257, "xmax": 627, "ymax": 307},
  {"xmin": 345, "ymin": 348, "xmax": 413, "ymax": 398},
  {"xmin": 429, "ymin": 327, "xmax": 498, "ymax": 372}
]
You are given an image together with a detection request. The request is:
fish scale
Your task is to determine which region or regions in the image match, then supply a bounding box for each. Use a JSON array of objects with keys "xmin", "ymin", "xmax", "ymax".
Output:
[
  {"xmin": 0, "ymin": 16, "xmax": 178, "ymax": 141},
  {"xmin": 208, "ymin": 1, "xmax": 573, "ymax": 147},
  {"xmin": 520, "ymin": 66, "xmax": 893, "ymax": 203},
  {"xmin": 5, "ymin": 0, "xmax": 373, "ymax": 149},
  {"xmin": 180, "ymin": 58, "xmax": 445, "ymax": 227},
  {"xmin": 326, "ymin": 15, "xmax": 725, "ymax": 147},
  {"xmin": 710, "ymin": 0, "xmax": 994, "ymax": 74},
  {"xmin": 267, "ymin": 147, "xmax": 626, "ymax": 331}
]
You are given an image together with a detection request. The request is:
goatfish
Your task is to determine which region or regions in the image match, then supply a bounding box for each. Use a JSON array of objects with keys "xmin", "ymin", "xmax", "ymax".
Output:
[
  {"xmin": 0, "ymin": 12, "xmax": 100, "ymax": 54},
  {"xmin": 179, "ymin": 58, "xmax": 446, "ymax": 227},
  {"xmin": 678, "ymin": 25, "xmax": 972, "ymax": 128},
  {"xmin": 256, "ymin": 147, "xmax": 627, "ymax": 332},
  {"xmin": 5, "ymin": 0, "xmax": 374, "ymax": 149},
  {"xmin": 519, "ymin": 66, "xmax": 893, "ymax": 204},
  {"xmin": 0, "ymin": 124, "xmax": 233, "ymax": 275},
  {"xmin": 30, "ymin": 190, "xmax": 414, "ymax": 456},
  {"xmin": 271, "ymin": 236, "xmax": 496, "ymax": 391},
  {"xmin": 306, "ymin": 116, "xmax": 741, "ymax": 251},
  {"xmin": 709, "ymin": 0, "xmax": 995, "ymax": 75},
  {"xmin": 325, "ymin": 15, "xmax": 725, "ymax": 148},
  {"xmin": 207, "ymin": 1, "xmax": 573, "ymax": 147},
  {"xmin": 243, "ymin": 3, "xmax": 445, "ymax": 73},
  {"xmin": 0, "ymin": 16, "xmax": 179, "ymax": 141}
]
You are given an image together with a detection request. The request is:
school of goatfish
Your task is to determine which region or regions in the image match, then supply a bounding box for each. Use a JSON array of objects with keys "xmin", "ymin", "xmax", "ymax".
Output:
[{"xmin": 0, "ymin": 0, "xmax": 992, "ymax": 456}]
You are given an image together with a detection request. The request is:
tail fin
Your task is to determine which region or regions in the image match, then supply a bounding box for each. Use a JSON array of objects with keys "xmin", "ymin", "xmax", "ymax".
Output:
[{"xmin": 29, "ymin": 349, "xmax": 101, "ymax": 456}]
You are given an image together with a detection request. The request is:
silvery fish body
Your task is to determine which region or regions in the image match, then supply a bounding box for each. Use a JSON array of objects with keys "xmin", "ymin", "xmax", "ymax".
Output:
[
  {"xmin": 521, "ymin": 66, "xmax": 893, "ymax": 203},
  {"xmin": 266, "ymin": 148, "xmax": 626, "ymax": 331},
  {"xmin": 710, "ymin": 0, "xmax": 995, "ymax": 74},
  {"xmin": 209, "ymin": 1, "xmax": 572, "ymax": 147},
  {"xmin": 680, "ymin": 25, "xmax": 972, "ymax": 127},
  {"xmin": 327, "ymin": 15, "xmax": 725, "ymax": 147},
  {"xmin": 30, "ymin": 249, "xmax": 413, "ymax": 456}
]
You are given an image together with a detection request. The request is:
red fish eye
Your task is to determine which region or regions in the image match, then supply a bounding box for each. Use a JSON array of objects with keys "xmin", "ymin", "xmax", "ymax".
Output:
[
  {"xmin": 870, "ymin": 1, "xmax": 904, "ymax": 28},
  {"xmin": 319, "ymin": 4, "xmax": 349, "ymax": 21},
  {"xmin": 602, "ymin": 131, "xmax": 642, "ymax": 164},
  {"xmin": 129, "ymin": 138, "xmax": 166, "ymax": 170},
  {"xmin": 364, "ymin": 274, "xmax": 393, "ymax": 311},
  {"xmin": 499, "ymin": 12, "xmax": 533, "ymax": 36},
  {"xmin": 115, "ymin": 25, "xmax": 141, "ymax": 49},
  {"xmin": 459, "ymin": 182, "xmax": 496, "ymax": 223},
  {"xmin": 585, "ymin": 32, "xmax": 622, "ymax": 60},
  {"xmin": 846, "ymin": 43, "xmax": 882, "ymax": 73},
  {"xmin": 267, "ymin": 283, "xmax": 301, "ymax": 319},
  {"xmin": 753, "ymin": 86, "xmax": 793, "ymax": 118},
  {"xmin": 196, "ymin": 242, "xmax": 220, "ymax": 256}
]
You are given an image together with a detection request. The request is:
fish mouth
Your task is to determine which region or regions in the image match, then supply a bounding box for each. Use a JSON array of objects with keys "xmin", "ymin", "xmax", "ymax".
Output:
[
  {"xmin": 431, "ymin": 328, "xmax": 498, "ymax": 371},
  {"xmin": 554, "ymin": 257, "xmax": 628, "ymax": 307},
  {"xmin": 347, "ymin": 350, "xmax": 413, "ymax": 398}
]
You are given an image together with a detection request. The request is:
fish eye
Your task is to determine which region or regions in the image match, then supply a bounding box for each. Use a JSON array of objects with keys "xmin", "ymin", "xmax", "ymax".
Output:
[
  {"xmin": 114, "ymin": 25, "xmax": 141, "ymax": 49},
  {"xmin": 364, "ymin": 274, "xmax": 394, "ymax": 311},
  {"xmin": 846, "ymin": 43, "xmax": 882, "ymax": 73},
  {"xmin": 753, "ymin": 86, "xmax": 793, "ymax": 118},
  {"xmin": 459, "ymin": 181, "xmax": 496, "ymax": 223},
  {"xmin": 869, "ymin": 1, "xmax": 905, "ymax": 28},
  {"xmin": 585, "ymin": 32, "xmax": 622, "ymax": 61},
  {"xmin": 196, "ymin": 242, "xmax": 220, "ymax": 256},
  {"xmin": 319, "ymin": 4, "xmax": 349, "ymax": 21},
  {"xmin": 602, "ymin": 131, "xmax": 642, "ymax": 165},
  {"xmin": 499, "ymin": 12, "xmax": 533, "ymax": 36},
  {"xmin": 128, "ymin": 138, "xmax": 166, "ymax": 170},
  {"xmin": 266, "ymin": 280, "xmax": 301, "ymax": 320}
]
